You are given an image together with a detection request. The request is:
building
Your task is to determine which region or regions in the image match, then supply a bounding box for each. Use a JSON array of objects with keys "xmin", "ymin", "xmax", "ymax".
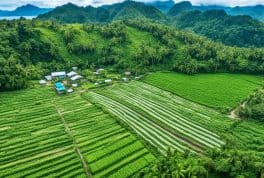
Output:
[
  {"xmin": 72, "ymin": 83, "xmax": 78, "ymax": 87},
  {"xmin": 54, "ymin": 82, "xmax": 66, "ymax": 94},
  {"xmin": 67, "ymin": 71, "xmax": 77, "ymax": 78},
  {"xmin": 67, "ymin": 88, "xmax": 74, "ymax": 93},
  {"xmin": 124, "ymin": 71, "xmax": 131, "ymax": 76},
  {"xmin": 45, "ymin": 75, "xmax": 52, "ymax": 81},
  {"xmin": 51, "ymin": 71, "xmax": 66, "ymax": 78},
  {"xmin": 71, "ymin": 75, "xmax": 83, "ymax": 81},
  {"xmin": 72, "ymin": 66, "xmax": 78, "ymax": 71},
  {"xmin": 105, "ymin": 79, "xmax": 112, "ymax": 83},
  {"xmin": 39, "ymin": 80, "xmax": 47, "ymax": 85},
  {"xmin": 122, "ymin": 78, "xmax": 129, "ymax": 82}
]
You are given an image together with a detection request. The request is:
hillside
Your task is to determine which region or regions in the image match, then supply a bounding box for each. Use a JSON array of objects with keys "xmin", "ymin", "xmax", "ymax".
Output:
[
  {"xmin": 38, "ymin": 1, "xmax": 166, "ymax": 23},
  {"xmin": 145, "ymin": 0, "xmax": 175, "ymax": 13},
  {"xmin": 1, "ymin": 19, "xmax": 264, "ymax": 91},
  {"xmin": 173, "ymin": 10, "xmax": 264, "ymax": 47},
  {"xmin": 0, "ymin": 4, "xmax": 52, "ymax": 16},
  {"xmin": 168, "ymin": 1, "xmax": 264, "ymax": 21}
]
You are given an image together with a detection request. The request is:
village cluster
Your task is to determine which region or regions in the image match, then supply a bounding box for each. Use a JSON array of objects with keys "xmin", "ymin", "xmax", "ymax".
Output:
[{"xmin": 39, "ymin": 67, "xmax": 137, "ymax": 94}]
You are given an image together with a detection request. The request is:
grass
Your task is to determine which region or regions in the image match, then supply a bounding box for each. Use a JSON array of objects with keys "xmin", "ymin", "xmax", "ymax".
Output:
[
  {"xmin": 144, "ymin": 72, "xmax": 263, "ymax": 111},
  {"xmin": 0, "ymin": 87, "xmax": 155, "ymax": 177},
  {"xmin": 86, "ymin": 81, "xmax": 230, "ymax": 154}
]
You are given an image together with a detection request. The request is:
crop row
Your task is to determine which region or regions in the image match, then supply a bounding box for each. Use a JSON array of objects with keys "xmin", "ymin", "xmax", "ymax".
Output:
[
  {"xmin": 100, "ymin": 85, "xmax": 224, "ymax": 149},
  {"xmin": 59, "ymin": 95, "xmax": 156, "ymax": 177}
]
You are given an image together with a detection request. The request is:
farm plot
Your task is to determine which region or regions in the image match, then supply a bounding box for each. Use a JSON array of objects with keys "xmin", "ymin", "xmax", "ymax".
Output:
[
  {"xmin": 55, "ymin": 95, "xmax": 156, "ymax": 178},
  {"xmin": 144, "ymin": 72, "xmax": 263, "ymax": 111},
  {"xmin": 0, "ymin": 88, "xmax": 86, "ymax": 178},
  {"xmin": 0, "ymin": 87, "xmax": 155, "ymax": 178},
  {"xmin": 85, "ymin": 81, "xmax": 228, "ymax": 154}
]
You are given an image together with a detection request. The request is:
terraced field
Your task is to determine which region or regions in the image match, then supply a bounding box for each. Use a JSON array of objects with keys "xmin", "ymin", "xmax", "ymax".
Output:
[
  {"xmin": 85, "ymin": 81, "xmax": 229, "ymax": 154},
  {"xmin": 0, "ymin": 87, "xmax": 155, "ymax": 177}
]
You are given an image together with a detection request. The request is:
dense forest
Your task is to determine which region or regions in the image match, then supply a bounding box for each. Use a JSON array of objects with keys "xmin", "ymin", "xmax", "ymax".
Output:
[
  {"xmin": 0, "ymin": 19, "xmax": 263, "ymax": 91},
  {"xmin": 238, "ymin": 89, "xmax": 264, "ymax": 122},
  {"xmin": 36, "ymin": 1, "xmax": 264, "ymax": 48},
  {"xmin": 173, "ymin": 10, "xmax": 264, "ymax": 47}
]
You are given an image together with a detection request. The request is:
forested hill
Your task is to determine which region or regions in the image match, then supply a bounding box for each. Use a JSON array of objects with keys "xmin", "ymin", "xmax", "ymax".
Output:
[
  {"xmin": 174, "ymin": 10, "xmax": 264, "ymax": 47},
  {"xmin": 38, "ymin": 2, "xmax": 166, "ymax": 23},
  {"xmin": 0, "ymin": 4, "xmax": 52, "ymax": 17},
  {"xmin": 168, "ymin": 1, "xmax": 264, "ymax": 21},
  {"xmin": 0, "ymin": 19, "xmax": 264, "ymax": 91}
]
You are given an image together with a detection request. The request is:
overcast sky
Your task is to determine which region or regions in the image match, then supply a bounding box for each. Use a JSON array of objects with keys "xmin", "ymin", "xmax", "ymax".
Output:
[{"xmin": 1, "ymin": 0, "xmax": 264, "ymax": 10}]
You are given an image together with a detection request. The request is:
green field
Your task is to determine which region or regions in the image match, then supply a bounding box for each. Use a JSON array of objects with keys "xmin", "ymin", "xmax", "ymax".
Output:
[
  {"xmin": 86, "ymin": 81, "xmax": 264, "ymax": 152},
  {"xmin": 85, "ymin": 81, "xmax": 230, "ymax": 154},
  {"xmin": 1, "ymin": 78, "xmax": 264, "ymax": 177},
  {"xmin": 0, "ymin": 87, "xmax": 155, "ymax": 177},
  {"xmin": 144, "ymin": 72, "xmax": 263, "ymax": 111}
]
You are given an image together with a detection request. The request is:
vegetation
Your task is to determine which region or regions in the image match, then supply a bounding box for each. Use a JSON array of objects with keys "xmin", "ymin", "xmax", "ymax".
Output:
[
  {"xmin": 1, "ymin": 18, "xmax": 264, "ymax": 91},
  {"xmin": 141, "ymin": 149, "xmax": 264, "ymax": 178},
  {"xmin": 144, "ymin": 72, "xmax": 263, "ymax": 111},
  {"xmin": 38, "ymin": 1, "xmax": 166, "ymax": 23},
  {"xmin": 173, "ymin": 10, "xmax": 264, "ymax": 47},
  {"xmin": 0, "ymin": 87, "xmax": 155, "ymax": 177},
  {"xmin": 238, "ymin": 89, "xmax": 264, "ymax": 121}
]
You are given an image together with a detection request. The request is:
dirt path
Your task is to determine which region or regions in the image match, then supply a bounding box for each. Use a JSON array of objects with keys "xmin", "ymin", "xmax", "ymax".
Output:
[
  {"xmin": 229, "ymin": 101, "xmax": 247, "ymax": 120},
  {"xmin": 54, "ymin": 104, "xmax": 93, "ymax": 178}
]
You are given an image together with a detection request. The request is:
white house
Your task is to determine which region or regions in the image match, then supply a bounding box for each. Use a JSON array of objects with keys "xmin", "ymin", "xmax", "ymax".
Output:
[
  {"xmin": 122, "ymin": 77, "xmax": 129, "ymax": 82},
  {"xmin": 124, "ymin": 71, "xmax": 131, "ymax": 76},
  {"xmin": 72, "ymin": 66, "xmax": 78, "ymax": 71},
  {"xmin": 45, "ymin": 75, "xmax": 52, "ymax": 81},
  {"xmin": 39, "ymin": 80, "xmax": 47, "ymax": 85},
  {"xmin": 71, "ymin": 75, "xmax": 83, "ymax": 81},
  {"xmin": 67, "ymin": 71, "xmax": 77, "ymax": 78},
  {"xmin": 105, "ymin": 79, "xmax": 112, "ymax": 83},
  {"xmin": 67, "ymin": 88, "xmax": 74, "ymax": 93},
  {"xmin": 51, "ymin": 71, "xmax": 66, "ymax": 78}
]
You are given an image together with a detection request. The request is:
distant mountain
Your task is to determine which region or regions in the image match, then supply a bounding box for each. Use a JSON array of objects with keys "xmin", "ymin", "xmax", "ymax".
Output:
[
  {"xmin": 38, "ymin": 3, "xmax": 109, "ymax": 23},
  {"xmin": 168, "ymin": 1, "xmax": 264, "ymax": 21},
  {"xmin": 174, "ymin": 10, "xmax": 264, "ymax": 47},
  {"xmin": 145, "ymin": 0, "xmax": 174, "ymax": 13},
  {"xmin": 0, "ymin": 4, "xmax": 52, "ymax": 17},
  {"xmin": 38, "ymin": 1, "xmax": 165, "ymax": 23},
  {"xmin": 105, "ymin": 1, "xmax": 165, "ymax": 20}
]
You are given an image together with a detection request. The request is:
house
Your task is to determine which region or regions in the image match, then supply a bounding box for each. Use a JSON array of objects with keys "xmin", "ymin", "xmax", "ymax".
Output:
[
  {"xmin": 72, "ymin": 66, "xmax": 78, "ymax": 71},
  {"xmin": 71, "ymin": 75, "xmax": 83, "ymax": 81},
  {"xmin": 54, "ymin": 82, "xmax": 66, "ymax": 94},
  {"xmin": 67, "ymin": 88, "xmax": 74, "ymax": 93},
  {"xmin": 39, "ymin": 80, "xmax": 47, "ymax": 85},
  {"xmin": 122, "ymin": 78, "xmax": 129, "ymax": 82},
  {"xmin": 45, "ymin": 75, "xmax": 52, "ymax": 81},
  {"xmin": 105, "ymin": 79, "xmax": 112, "ymax": 83},
  {"xmin": 51, "ymin": 71, "xmax": 66, "ymax": 78},
  {"xmin": 72, "ymin": 83, "xmax": 78, "ymax": 87},
  {"xmin": 96, "ymin": 68, "xmax": 105, "ymax": 74},
  {"xmin": 67, "ymin": 71, "xmax": 77, "ymax": 78},
  {"xmin": 124, "ymin": 71, "xmax": 131, "ymax": 76}
]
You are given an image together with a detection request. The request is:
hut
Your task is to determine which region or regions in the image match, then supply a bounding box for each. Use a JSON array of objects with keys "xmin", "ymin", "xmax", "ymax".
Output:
[
  {"xmin": 122, "ymin": 78, "xmax": 129, "ymax": 82},
  {"xmin": 67, "ymin": 71, "xmax": 77, "ymax": 78},
  {"xmin": 39, "ymin": 80, "xmax": 47, "ymax": 85},
  {"xmin": 54, "ymin": 82, "xmax": 66, "ymax": 94},
  {"xmin": 72, "ymin": 67, "xmax": 78, "ymax": 71},
  {"xmin": 71, "ymin": 75, "xmax": 83, "ymax": 81},
  {"xmin": 45, "ymin": 75, "xmax": 52, "ymax": 81},
  {"xmin": 105, "ymin": 79, "xmax": 112, "ymax": 84},
  {"xmin": 67, "ymin": 88, "xmax": 74, "ymax": 93},
  {"xmin": 51, "ymin": 71, "xmax": 66, "ymax": 79}
]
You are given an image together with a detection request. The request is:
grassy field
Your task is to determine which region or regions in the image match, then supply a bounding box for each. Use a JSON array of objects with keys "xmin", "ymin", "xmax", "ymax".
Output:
[
  {"xmin": 85, "ymin": 81, "xmax": 230, "ymax": 154},
  {"xmin": 87, "ymin": 81, "xmax": 264, "ymax": 153},
  {"xmin": 0, "ymin": 87, "xmax": 155, "ymax": 177},
  {"xmin": 144, "ymin": 72, "xmax": 263, "ymax": 111}
]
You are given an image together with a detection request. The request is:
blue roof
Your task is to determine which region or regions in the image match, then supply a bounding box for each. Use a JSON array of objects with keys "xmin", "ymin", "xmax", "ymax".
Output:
[{"xmin": 54, "ymin": 82, "xmax": 66, "ymax": 91}]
